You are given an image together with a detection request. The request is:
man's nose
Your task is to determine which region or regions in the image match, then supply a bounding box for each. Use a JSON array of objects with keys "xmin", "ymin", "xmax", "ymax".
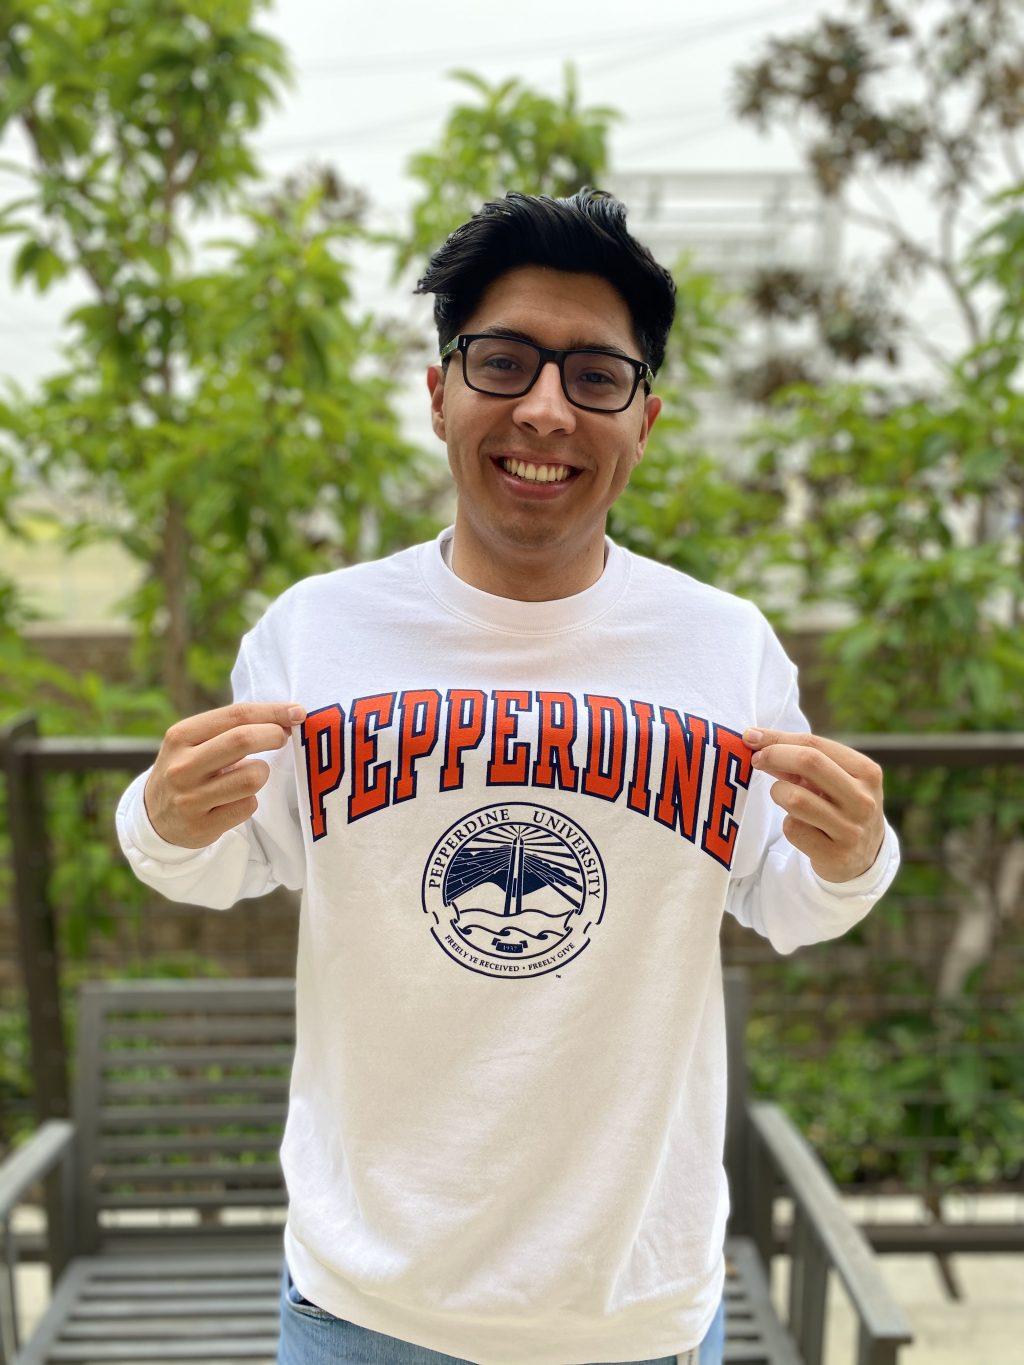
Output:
[{"xmin": 515, "ymin": 359, "xmax": 575, "ymax": 421}]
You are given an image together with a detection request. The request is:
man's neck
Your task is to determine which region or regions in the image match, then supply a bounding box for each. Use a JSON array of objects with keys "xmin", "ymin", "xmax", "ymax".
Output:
[{"xmin": 447, "ymin": 523, "xmax": 608, "ymax": 603}]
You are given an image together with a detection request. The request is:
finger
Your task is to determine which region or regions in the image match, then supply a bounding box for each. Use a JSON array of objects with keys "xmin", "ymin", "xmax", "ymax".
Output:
[
  {"xmin": 767, "ymin": 777, "xmax": 851, "ymax": 841},
  {"xmin": 213, "ymin": 753, "xmax": 274, "ymax": 778},
  {"xmin": 753, "ymin": 743, "xmax": 838, "ymax": 780},
  {"xmin": 753, "ymin": 743, "xmax": 857, "ymax": 811},
  {"xmin": 746, "ymin": 744, "xmax": 829, "ymax": 798},
  {"xmin": 204, "ymin": 793, "xmax": 261, "ymax": 837},
  {"xmin": 753, "ymin": 748, "xmax": 873, "ymax": 819},
  {"xmin": 171, "ymin": 701, "xmax": 306, "ymax": 748},
  {"xmin": 196, "ymin": 723, "xmax": 293, "ymax": 780},
  {"xmin": 744, "ymin": 728, "xmax": 881, "ymax": 783},
  {"xmin": 206, "ymin": 758, "xmax": 271, "ymax": 807},
  {"xmin": 783, "ymin": 771, "xmax": 830, "ymax": 799}
]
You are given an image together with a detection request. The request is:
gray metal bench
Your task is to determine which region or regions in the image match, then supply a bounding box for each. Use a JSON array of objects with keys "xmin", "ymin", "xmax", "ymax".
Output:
[{"xmin": 0, "ymin": 969, "xmax": 912, "ymax": 1363}]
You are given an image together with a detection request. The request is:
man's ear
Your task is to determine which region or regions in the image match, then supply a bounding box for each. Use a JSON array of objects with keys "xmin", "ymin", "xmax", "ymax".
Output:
[
  {"xmin": 634, "ymin": 393, "xmax": 662, "ymax": 468},
  {"xmin": 427, "ymin": 363, "xmax": 446, "ymax": 442}
]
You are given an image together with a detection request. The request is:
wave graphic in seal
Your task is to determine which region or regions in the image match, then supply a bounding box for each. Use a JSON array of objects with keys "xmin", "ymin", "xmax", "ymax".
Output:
[{"xmin": 451, "ymin": 905, "xmax": 574, "ymax": 947}]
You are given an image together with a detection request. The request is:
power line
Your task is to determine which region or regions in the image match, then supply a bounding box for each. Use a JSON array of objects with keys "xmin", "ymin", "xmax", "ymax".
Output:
[
  {"xmin": 257, "ymin": 102, "xmax": 449, "ymax": 154},
  {"xmin": 618, "ymin": 114, "xmax": 741, "ymax": 158},
  {"xmin": 253, "ymin": 1, "xmax": 809, "ymax": 156},
  {"xmin": 256, "ymin": 32, "xmax": 730, "ymax": 152},
  {"xmin": 292, "ymin": 1, "xmax": 810, "ymax": 77},
  {"xmin": 255, "ymin": 99, "xmax": 724, "ymax": 156}
]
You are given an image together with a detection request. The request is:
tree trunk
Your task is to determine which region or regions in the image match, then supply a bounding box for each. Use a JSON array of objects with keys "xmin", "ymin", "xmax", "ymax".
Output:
[
  {"xmin": 162, "ymin": 492, "xmax": 191, "ymax": 717},
  {"xmin": 935, "ymin": 810, "xmax": 1018, "ymax": 1002}
]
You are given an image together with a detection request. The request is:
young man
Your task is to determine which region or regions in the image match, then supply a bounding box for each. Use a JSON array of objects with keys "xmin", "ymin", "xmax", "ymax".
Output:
[{"xmin": 116, "ymin": 187, "xmax": 899, "ymax": 1365}]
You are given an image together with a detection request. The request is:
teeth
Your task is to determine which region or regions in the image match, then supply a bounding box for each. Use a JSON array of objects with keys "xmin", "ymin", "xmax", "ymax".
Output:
[{"xmin": 500, "ymin": 457, "xmax": 572, "ymax": 483}]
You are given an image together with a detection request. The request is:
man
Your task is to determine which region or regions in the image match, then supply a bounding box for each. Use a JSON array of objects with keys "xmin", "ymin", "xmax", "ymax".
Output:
[{"xmin": 116, "ymin": 187, "xmax": 899, "ymax": 1365}]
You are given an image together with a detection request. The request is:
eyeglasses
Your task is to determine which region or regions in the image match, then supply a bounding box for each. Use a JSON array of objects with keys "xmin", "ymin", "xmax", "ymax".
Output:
[{"xmin": 439, "ymin": 333, "xmax": 654, "ymax": 414}]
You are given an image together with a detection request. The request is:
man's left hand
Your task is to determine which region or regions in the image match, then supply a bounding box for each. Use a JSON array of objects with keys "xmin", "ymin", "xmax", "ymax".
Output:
[{"xmin": 742, "ymin": 729, "xmax": 886, "ymax": 883}]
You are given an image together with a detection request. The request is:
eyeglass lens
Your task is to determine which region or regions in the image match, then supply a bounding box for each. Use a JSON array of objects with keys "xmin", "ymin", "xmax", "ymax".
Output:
[{"xmin": 465, "ymin": 337, "xmax": 635, "ymax": 411}]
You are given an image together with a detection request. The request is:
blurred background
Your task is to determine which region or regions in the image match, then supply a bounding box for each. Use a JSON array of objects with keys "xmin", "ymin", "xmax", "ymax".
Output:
[{"xmin": 0, "ymin": 1, "xmax": 1021, "ymax": 1360}]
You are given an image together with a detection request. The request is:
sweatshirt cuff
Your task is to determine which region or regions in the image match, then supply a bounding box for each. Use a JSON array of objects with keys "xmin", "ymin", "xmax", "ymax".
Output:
[
  {"xmin": 806, "ymin": 817, "xmax": 900, "ymax": 898},
  {"xmin": 116, "ymin": 768, "xmax": 224, "ymax": 866}
]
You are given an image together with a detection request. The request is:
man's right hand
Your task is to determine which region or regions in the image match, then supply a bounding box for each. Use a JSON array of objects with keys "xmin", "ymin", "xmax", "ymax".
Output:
[{"xmin": 142, "ymin": 702, "xmax": 306, "ymax": 849}]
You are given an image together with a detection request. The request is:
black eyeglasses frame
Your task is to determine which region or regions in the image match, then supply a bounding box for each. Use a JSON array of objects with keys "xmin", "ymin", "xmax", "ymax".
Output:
[{"xmin": 439, "ymin": 332, "xmax": 654, "ymax": 414}]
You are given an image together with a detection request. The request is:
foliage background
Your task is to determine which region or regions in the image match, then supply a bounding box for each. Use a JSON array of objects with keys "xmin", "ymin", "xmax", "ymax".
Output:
[{"xmin": 0, "ymin": 0, "xmax": 1021, "ymax": 1196}]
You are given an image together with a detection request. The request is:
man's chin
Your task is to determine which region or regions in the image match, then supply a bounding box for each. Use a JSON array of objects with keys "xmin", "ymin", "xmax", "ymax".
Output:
[{"xmin": 494, "ymin": 518, "xmax": 564, "ymax": 547}]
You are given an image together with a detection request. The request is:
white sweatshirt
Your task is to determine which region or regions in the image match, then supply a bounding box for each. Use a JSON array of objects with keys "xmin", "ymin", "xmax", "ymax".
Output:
[{"xmin": 115, "ymin": 522, "xmax": 900, "ymax": 1364}]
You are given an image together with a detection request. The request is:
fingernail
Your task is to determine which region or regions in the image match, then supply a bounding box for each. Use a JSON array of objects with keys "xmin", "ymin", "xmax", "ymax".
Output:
[
  {"xmin": 743, "ymin": 728, "xmax": 763, "ymax": 744},
  {"xmin": 288, "ymin": 706, "xmax": 305, "ymax": 723}
]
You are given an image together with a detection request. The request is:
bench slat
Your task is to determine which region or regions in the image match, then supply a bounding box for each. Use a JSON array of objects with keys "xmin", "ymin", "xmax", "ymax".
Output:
[
  {"xmin": 99, "ymin": 1103, "xmax": 286, "ymax": 1127},
  {"xmin": 96, "ymin": 1162, "xmax": 282, "ymax": 1185},
  {"xmin": 99, "ymin": 1135, "xmax": 282, "ymax": 1157},
  {"xmin": 62, "ymin": 1315, "xmax": 280, "ymax": 1338},
  {"xmin": 98, "ymin": 1190, "xmax": 286, "ymax": 1210},
  {"xmin": 83, "ymin": 979, "xmax": 293, "ymax": 1010},
  {"xmin": 103, "ymin": 1018, "xmax": 294, "ymax": 1041},
  {"xmin": 47, "ymin": 1339, "xmax": 280, "ymax": 1360},
  {"xmin": 72, "ymin": 1296, "xmax": 281, "ymax": 1316},
  {"xmin": 102, "ymin": 1078, "xmax": 288, "ymax": 1099},
  {"xmin": 93, "ymin": 1235, "xmax": 285, "ymax": 1261},
  {"xmin": 101, "ymin": 1046, "xmax": 292, "ymax": 1069}
]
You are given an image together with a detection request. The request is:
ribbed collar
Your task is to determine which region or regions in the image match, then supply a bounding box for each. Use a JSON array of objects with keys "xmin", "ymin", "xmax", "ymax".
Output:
[{"xmin": 417, "ymin": 523, "xmax": 630, "ymax": 636}]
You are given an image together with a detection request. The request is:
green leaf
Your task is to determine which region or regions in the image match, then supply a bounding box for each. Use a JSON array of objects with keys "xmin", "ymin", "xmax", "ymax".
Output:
[{"xmin": 11, "ymin": 238, "xmax": 43, "ymax": 284}]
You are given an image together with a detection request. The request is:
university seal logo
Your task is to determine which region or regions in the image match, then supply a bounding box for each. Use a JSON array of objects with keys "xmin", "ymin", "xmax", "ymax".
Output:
[{"xmin": 422, "ymin": 802, "xmax": 608, "ymax": 978}]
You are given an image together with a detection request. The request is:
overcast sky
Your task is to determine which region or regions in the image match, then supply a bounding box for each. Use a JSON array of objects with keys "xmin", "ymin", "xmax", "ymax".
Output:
[{"xmin": 0, "ymin": 0, "xmax": 1002, "ymax": 429}]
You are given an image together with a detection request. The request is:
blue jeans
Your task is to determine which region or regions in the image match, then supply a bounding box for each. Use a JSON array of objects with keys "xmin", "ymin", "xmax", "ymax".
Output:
[{"xmin": 277, "ymin": 1255, "xmax": 727, "ymax": 1364}]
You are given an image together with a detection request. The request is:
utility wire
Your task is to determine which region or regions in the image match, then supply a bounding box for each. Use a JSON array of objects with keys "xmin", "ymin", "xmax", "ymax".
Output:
[
  {"xmin": 254, "ymin": 2, "xmax": 808, "ymax": 155},
  {"xmin": 293, "ymin": 0, "xmax": 810, "ymax": 77},
  {"xmin": 255, "ymin": 99, "xmax": 724, "ymax": 155}
]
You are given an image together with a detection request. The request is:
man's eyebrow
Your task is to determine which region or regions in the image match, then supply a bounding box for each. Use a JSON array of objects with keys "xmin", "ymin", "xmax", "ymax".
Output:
[{"xmin": 477, "ymin": 323, "xmax": 631, "ymax": 355}]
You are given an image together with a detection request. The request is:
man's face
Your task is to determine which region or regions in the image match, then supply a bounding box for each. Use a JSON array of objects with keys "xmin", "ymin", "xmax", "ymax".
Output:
[{"xmin": 426, "ymin": 265, "xmax": 662, "ymax": 559}]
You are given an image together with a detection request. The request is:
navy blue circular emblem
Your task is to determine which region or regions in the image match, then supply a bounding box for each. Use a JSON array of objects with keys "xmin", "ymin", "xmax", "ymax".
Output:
[{"xmin": 422, "ymin": 802, "xmax": 608, "ymax": 978}]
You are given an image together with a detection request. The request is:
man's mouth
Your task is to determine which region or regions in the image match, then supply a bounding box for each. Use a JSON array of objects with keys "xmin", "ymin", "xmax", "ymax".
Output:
[{"xmin": 490, "ymin": 454, "xmax": 583, "ymax": 486}]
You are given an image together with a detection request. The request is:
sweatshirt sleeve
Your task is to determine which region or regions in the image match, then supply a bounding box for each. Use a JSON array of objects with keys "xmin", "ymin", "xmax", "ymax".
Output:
[
  {"xmin": 114, "ymin": 621, "xmax": 306, "ymax": 910},
  {"xmin": 724, "ymin": 622, "xmax": 901, "ymax": 957}
]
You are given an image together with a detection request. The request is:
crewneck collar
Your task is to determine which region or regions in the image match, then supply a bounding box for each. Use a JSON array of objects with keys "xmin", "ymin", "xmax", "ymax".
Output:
[{"xmin": 417, "ymin": 523, "xmax": 630, "ymax": 636}]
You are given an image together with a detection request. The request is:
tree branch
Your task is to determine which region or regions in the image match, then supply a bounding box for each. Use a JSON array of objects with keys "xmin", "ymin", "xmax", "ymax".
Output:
[
  {"xmin": 842, "ymin": 201, "xmax": 981, "ymax": 349},
  {"xmin": 1000, "ymin": 132, "xmax": 1024, "ymax": 183}
]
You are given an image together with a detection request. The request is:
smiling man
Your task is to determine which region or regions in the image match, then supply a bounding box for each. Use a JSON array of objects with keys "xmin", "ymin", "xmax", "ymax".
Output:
[{"xmin": 115, "ymin": 187, "xmax": 901, "ymax": 1365}]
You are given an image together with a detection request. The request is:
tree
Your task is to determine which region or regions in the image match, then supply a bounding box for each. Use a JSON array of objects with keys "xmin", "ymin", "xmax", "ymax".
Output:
[
  {"xmin": 731, "ymin": 0, "xmax": 1024, "ymax": 396},
  {"xmin": 386, "ymin": 62, "xmax": 622, "ymax": 287},
  {"xmin": 0, "ymin": 0, "xmax": 439, "ymax": 715}
]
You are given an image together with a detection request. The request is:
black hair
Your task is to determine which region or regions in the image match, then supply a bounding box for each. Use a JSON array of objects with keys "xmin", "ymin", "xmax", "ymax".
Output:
[{"xmin": 412, "ymin": 186, "xmax": 677, "ymax": 382}]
